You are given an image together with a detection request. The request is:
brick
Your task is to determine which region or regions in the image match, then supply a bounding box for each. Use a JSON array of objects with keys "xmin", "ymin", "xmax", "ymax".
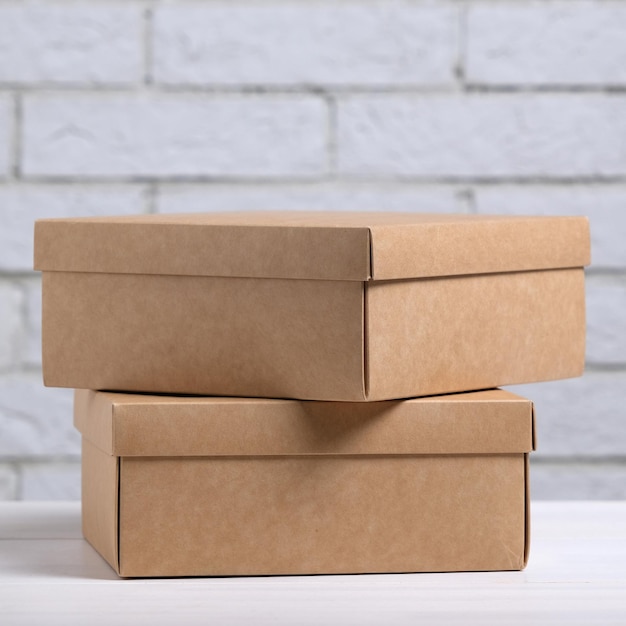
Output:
[
  {"xmin": 472, "ymin": 185, "xmax": 626, "ymax": 268},
  {"xmin": 22, "ymin": 278, "xmax": 42, "ymax": 369},
  {"xmin": 156, "ymin": 183, "xmax": 468, "ymax": 214},
  {"xmin": 0, "ymin": 184, "xmax": 147, "ymax": 272},
  {"xmin": 0, "ymin": 282, "xmax": 23, "ymax": 371},
  {"xmin": 0, "ymin": 374, "xmax": 78, "ymax": 457},
  {"xmin": 22, "ymin": 94, "xmax": 327, "ymax": 178},
  {"xmin": 20, "ymin": 461, "xmax": 80, "ymax": 501},
  {"xmin": 153, "ymin": 3, "xmax": 458, "ymax": 87},
  {"xmin": 0, "ymin": 5, "xmax": 142, "ymax": 85},
  {"xmin": 505, "ymin": 372, "xmax": 626, "ymax": 458},
  {"xmin": 0, "ymin": 96, "xmax": 10, "ymax": 177},
  {"xmin": 0, "ymin": 464, "xmax": 18, "ymax": 500},
  {"xmin": 532, "ymin": 462, "xmax": 626, "ymax": 500},
  {"xmin": 466, "ymin": 2, "xmax": 626, "ymax": 86},
  {"xmin": 586, "ymin": 278, "xmax": 626, "ymax": 365},
  {"xmin": 337, "ymin": 94, "xmax": 626, "ymax": 178}
]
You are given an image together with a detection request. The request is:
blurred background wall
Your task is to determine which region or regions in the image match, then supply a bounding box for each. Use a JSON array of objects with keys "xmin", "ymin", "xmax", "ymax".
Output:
[{"xmin": 0, "ymin": 0, "xmax": 625, "ymax": 500}]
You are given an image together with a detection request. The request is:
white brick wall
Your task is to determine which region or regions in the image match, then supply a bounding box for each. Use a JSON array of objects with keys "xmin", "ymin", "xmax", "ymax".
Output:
[
  {"xmin": 472, "ymin": 186, "xmax": 626, "ymax": 268},
  {"xmin": 0, "ymin": 96, "xmax": 11, "ymax": 177},
  {"xmin": 0, "ymin": 0, "xmax": 624, "ymax": 501},
  {"xmin": 20, "ymin": 462, "xmax": 80, "ymax": 501},
  {"xmin": 0, "ymin": 184, "xmax": 146, "ymax": 271},
  {"xmin": 586, "ymin": 279, "xmax": 626, "ymax": 365},
  {"xmin": 0, "ymin": 464, "xmax": 18, "ymax": 500},
  {"xmin": 0, "ymin": 283, "xmax": 22, "ymax": 371},
  {"xmin": 466, "ymin": 2, "xmax": 626, "ymax": 86},
  {"xmin": 152, "ymin": 4, "xmax": 459, "ymax": 87},
  {"xmin": 23, "ymin": 278, "xmax": 43, "ymax": 370},
  {"xmin": 0, "ymin": 374, "xmax": 77, "ymax": 457},
  {"xmin": 508, "ymin": 373, "xmax": 626, "ymax": 458},
  {"xmin": 156, "ymin": 183, "xmax": 469, "ymax": 214},
  {"xmin": 23, "ymin": 94, "xmax": 328, "ymax": 178},
  {"xmin": 0, "ymin": 5, "xmax": 143, "ymax": 85},
  {"xmin": 337, "ymin": 94, "xmax": 626, "ymax": 178},
  {"xmin": 532, "ymin": 463, "xmax": 626, "ymax": 500}
]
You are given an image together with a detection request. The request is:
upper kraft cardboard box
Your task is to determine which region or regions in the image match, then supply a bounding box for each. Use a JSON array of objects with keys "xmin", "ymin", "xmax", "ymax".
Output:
[
  {"xmin": 35, "ymin": 211, "xmax": 589, "ymax": 401},
  {"xmin": 75, "ymin": 388, "xmax": 535, "ymax": 578}
]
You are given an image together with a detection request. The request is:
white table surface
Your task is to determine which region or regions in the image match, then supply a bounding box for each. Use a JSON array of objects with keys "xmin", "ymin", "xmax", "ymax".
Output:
[{"xmin": 0, "ymin": 501, "xmax": 625, "ymax": 625}]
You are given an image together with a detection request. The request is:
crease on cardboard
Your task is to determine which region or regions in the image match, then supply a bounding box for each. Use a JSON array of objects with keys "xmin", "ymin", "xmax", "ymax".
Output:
[
  {"xmin": 523, "ymin": 453, "xmax": 531, "ymax": 568},
  {"xmin": 362, "ymin": 226, "xmax": 374, "ymax": 400},
  {"xmin": 363, "ymin": 282, "xmax": 369, "ymax": 400},
  {"xmin": 367, "ymin": 227, "xmax": 375, "ymax": 280},
  {"xmin": 112, "ymin": 404, "xmax": 122, "ymax": 574},
  {"xmin": 116, "ymin": 458, "xmax": 122, "ymax": 575},
  {"xmin": 523, "ymin": 403, "xmax": 536, "ymax": 568}
]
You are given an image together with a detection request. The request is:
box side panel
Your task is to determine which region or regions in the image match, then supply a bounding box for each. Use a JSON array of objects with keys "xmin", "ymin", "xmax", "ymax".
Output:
[
  {"xmin": 118, "ymin": 454, "xmax": 526, "ymax": 577},
  {"xmin": 366, "ymin": 268, "xmax": 585, "ymax": 400},
  {"xmin": 42, "ymin": 272, "xmax": 365, "ymax": 401},
  {"xmin": 81, "ymin": 439, "xmax": 120, "ymax": 575}
]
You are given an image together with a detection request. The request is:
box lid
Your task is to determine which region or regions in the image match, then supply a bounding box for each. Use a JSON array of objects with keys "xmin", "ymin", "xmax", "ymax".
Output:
[
  {"xmin": 35, "ymin": 211, "xmax": 589, "ymax": 281},
  {"xmin": 74, "ymin": 389, "xmax": 535, "ymax": 457}
]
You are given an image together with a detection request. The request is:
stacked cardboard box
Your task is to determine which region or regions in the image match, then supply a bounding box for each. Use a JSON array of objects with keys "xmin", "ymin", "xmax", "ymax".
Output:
[{"xmin": 35, "ymin": 212, "xmax": 590, "ymax": 577}]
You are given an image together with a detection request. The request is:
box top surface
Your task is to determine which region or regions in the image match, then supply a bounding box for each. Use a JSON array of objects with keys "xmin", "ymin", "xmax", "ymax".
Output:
[
  {"xmin": 35, "ymin": 211, "xmax": 590, "ymax": 281},
  {"xmin": 74, "ymin": 388, "xmax": 535, "ymax": 457}
]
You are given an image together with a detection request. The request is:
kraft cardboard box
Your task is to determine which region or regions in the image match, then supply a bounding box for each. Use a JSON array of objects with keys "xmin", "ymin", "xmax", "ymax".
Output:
[
  {"xmin": 36, "ymin": 212, "xmax": 589, "ymax": 401},
  {"xmin": 75, "ymin": 388, "xmax": 535, "ymax": 578}
]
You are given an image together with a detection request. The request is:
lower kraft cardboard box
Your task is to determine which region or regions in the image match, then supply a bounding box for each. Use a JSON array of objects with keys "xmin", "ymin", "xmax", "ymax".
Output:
[{"xmin": 75, "ymin": 388, "xmax": 536, "ymax": 578}]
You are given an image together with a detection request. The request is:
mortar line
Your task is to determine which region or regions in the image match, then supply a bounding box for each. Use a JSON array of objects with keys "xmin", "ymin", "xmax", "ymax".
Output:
[
  {"xmin": 14, "ymin": 277, "xmax": 31, "ymax": 371},
  {"xmin": 584, "ymin": 362, "xmax": 626, "ymax": 373},
  {"xmin": 7, "ymin": 176, "xmax": 626, "ymax": 188},
  {"xmin": 458, "ymin": 187, "xmax": 477, "ymax": 214},
  {"xmin": 15, "ymin": 174, "xmax": 626, "ymax": 185},
  {"xmin": 14, "ymin": 461, "xmax": 24, "ymax": 501},
  {"xmin": 326, "ymin": 94, "xmax": 338, "ymax": 179},
  {"xmin": 11, "ymin": 92, "xmax": 22, "ymax": 180},
  {"xmin": 0, "ymin": 270, "xmax": 42, "ymax": 280},
  {"xmin": 3, "ymin": 84, "xmax": 626, "ymax": 95},
  {"xmin": 145, "ymin": 182, "xmax": 158, "ymax": 214},
  {"xmin": 584, "ymin": 267, "xmax": 626, "ymax": 278},
  {"xmin": 143, "ymin": 3, "xmax": 154, "ymax": 86},
  {"xmin": 1, "ymin": 456, "xmax": 82, "ymax": 465},
  {"xmin": 7, "ymin": 459, "xmax": 20, "ymax": 497},
  {"xmin": 531, "ymin": 456, "xmax": 626, "ymax": 466},
  {"xmin": 455, "ymin": 0, "xmax": 467, "ymax": 88}
]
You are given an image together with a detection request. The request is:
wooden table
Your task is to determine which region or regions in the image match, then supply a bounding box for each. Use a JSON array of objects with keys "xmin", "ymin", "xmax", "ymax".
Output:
[{"xmin": 1, "ymin": 501, "xmax": 625, "ymax": 625}]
